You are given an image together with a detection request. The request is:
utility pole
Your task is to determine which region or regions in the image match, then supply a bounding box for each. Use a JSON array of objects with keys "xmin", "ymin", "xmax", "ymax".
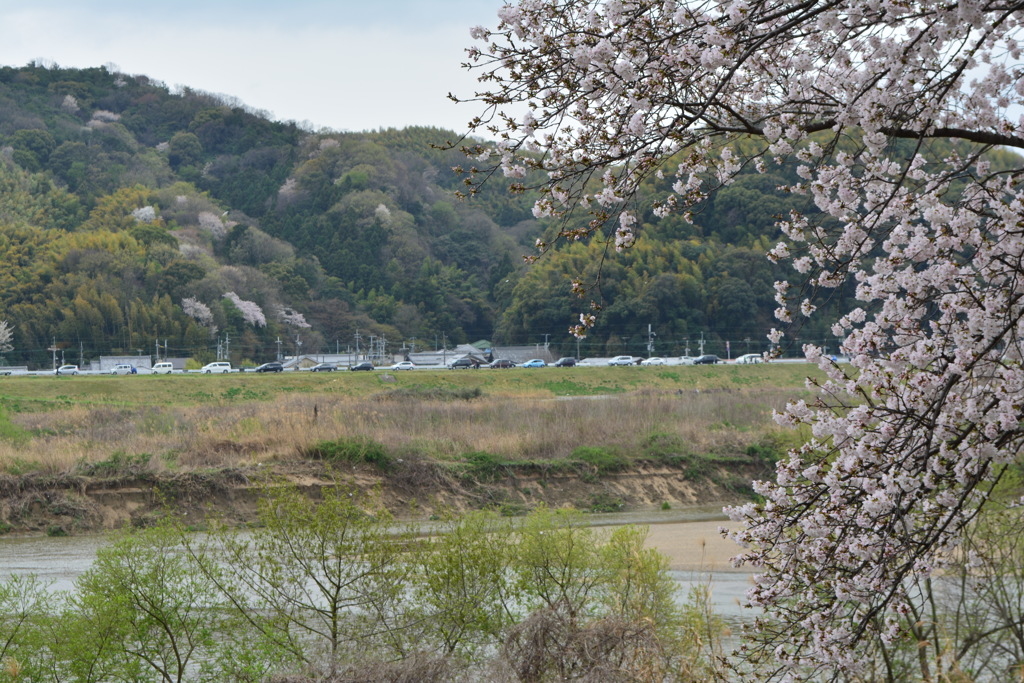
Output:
[
  {"xmin": 225, "ymin": 332, "xmax": 230, "ymax": 361},
  {"xmin": 543, "ymin": 334, "xmax": 550, "ymax": 349},
  {"xmin": 79, "ymin": 341, "xmax": 84, "ymax": 368},
  {"xmin": 355, "ymin": 329, "xmax": 361, "ymax": 358},
  {"xmin": 275, "ymin": 337, "xmax": 282, "ymax": 361},
  {"xmin": 295, "ymin": 333, "xmax": 302, "ymax": 359},
  {"xmin": 49, "ymin": 338, "xmax": 57, "ymax": 370},
  {"xmin": 698, "ymin": 332, "xmax": 705, "ymax": 356},
  {"xmin": 646, "ymin": 324, "xmax": 655, "ymax": 356}
]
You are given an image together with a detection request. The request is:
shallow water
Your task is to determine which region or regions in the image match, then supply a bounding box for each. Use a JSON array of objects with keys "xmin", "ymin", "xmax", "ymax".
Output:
[{"xmin": 0, "ymin": 506, "xmax": 748, "ymax": 608}]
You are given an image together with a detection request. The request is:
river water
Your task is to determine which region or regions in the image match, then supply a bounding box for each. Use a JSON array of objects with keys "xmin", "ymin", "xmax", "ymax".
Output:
[{"xmin": 0, "ymin": 506, "xmax": 755, "ymax": 618}]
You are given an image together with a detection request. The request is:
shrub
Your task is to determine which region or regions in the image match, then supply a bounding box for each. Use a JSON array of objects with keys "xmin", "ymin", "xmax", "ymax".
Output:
[
  {"xmin": 0, "ymin": 408, "xmax": 29, "ymax": 447},
  {"xmin": 586, "ymin": 493, "xmax": 625, "ymax": 513},
  {"xmin": 462, "ymin": 450, "xmax": 508, "ymax": 481},
  {"xmin": 75, "ymin": 451, "xmax": 152, "ymax": 477},
  {"xmin": 303, "ymin": 437, "xmax": 394, "ymax": 471},
  {"xmin": 643, "ymin": 432, "xmax": 688, "ymax": 461},
  {"xmin": 745, "ymin": 436, "xmax": 785, "ymax": 464},
  {"xmin": 571, "ymin": 446, "xmax": 629, "ymax": 474}
]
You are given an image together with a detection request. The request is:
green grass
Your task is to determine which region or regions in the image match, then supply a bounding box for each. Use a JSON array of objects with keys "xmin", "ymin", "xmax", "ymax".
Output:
[
  {"xmin": 0, "ymin": 363, "xmax": 818, "ymax": 413},
  {"xmin": 302, "ymin": 436, "xmax": 395, "ymax": 471}
]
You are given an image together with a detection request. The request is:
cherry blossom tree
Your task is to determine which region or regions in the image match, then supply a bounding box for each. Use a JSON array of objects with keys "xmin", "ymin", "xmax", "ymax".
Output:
[
  {"xmin": 277, "ymin": 307, "xmax": 311, "ymax": 329},
  {"xmin": 0, "ymin": 320, "xmax": 13, "ymax": 354},
  {"xmin": 460, "ymin": 0, "xmax": 1024, "ymax": 678},
  {"xmin": 223, "ymin": 292, "xmax": 266, "ymax": 328},
  {"xmin": 181, "ymin": 297, "xmax": 214, "ymax": 327}
]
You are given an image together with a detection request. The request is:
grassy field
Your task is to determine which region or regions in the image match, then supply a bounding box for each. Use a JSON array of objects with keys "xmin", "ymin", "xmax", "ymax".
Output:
[{"xmin": 0, "ymin": 364, "xmax": 818, "ymax": 476}]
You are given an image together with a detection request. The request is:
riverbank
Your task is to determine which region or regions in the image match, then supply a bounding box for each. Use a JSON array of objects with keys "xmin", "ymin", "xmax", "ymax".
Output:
[{"xmin": 0, "ymin": 459, "xmax": 766, "ymax": 536}]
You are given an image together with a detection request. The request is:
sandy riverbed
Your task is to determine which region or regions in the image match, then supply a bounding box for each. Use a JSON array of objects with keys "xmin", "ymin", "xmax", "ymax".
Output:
[{"xmin": 639, "ymin": 520, "xmax": 751, "ymax": 572}]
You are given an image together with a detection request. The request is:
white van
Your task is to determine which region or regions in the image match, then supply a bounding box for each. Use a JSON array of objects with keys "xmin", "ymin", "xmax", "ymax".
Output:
[
  {"xmin": 201, "ymin": 361, "xmax": 232, "ymax": 374},
  {"xmin": 110, "ymin": 364, "xmax": 137, "ymax": 375},
  {"xmin": 152, "ymin": 362, "xmax": 174, "ymax": 375}
]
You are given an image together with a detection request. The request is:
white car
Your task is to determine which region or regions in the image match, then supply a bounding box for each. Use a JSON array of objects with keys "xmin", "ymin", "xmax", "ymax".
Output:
[
  {"xmin": 735, "ymin": 353, "xmax": 764, "ymax": 364},
  {"xmin": 110, "ymin": 363, "xmax": 137, "ymax": 375},
  {"xmin": 152, "ymin": 362, "xmax": 174, "ymax": 374},
  {"xmin": 677, "ymin": 356, "xmax": 697, "ymax": 365},
  {"xmin": 640, "ymin": 357, "xmax": 666, "ymax": 366},
  {"xmin": 55, "ymin": 364, "xmax": 79, "ymax": 376},
  {"xmin": 201, "ymin": 361, "xmax": 233, "ymax": 374},
  {"xmin": 390, "ymin": 361, "xmax": 416, "ymax": 371},
  {"xmin": 608, "ymin": 355, "xmax": 637, "ymax": 366}
]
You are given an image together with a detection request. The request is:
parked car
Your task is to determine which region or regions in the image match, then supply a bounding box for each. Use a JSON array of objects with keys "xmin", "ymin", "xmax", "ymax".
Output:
[
  {"xmin": 348, "ymin": 362, "xmax": 373, "ymax": 371},
  {"xmin": 488, "ymin": 359, "xmax": 516, "ymax": 369},
  {"xmin": 608, "ymin": 355, "xmax": 637, "ymax": 366},
  {"xmin": 390, "ymin": 361, "xmax": 416, "ymax": 371},
  {"xmin": 449, "ymin": 357, "xmax": 480, "ymax": 369},
  {"xmin": 255, "ymin": 362, "xmax": 284, "ymax": 373},
  {"xmin": 521, "ymin": 359, "xmax": 547, "ymax": 368},
  {"xmin": 553, "ymin": 357, "xmax": 577, "ymax": 367},
  {"xmin": 694, "ymin": 354, "xmax": 721, "ymax": 365},
  {"xmin": 735, "ymin": 353, "xmax": 764, "ymax": 364},
  {"xmin": 310, "ymin": 362, "xmax": 338, "ymax": 372},
  {"xmin": 55, "ymin": 364, "xmax": 79, "ymax": 376},
  {"xmin": 678, "ymin": 356, "xmax": 698, "ymax": 365},
  {"xmin": 110, "ymin": 363, "xmax": 137, "ymax": 375},
  {"xmin": 640, "ymin": 357, "xmax": 666, "ymax": 366},
  {"xmin": 201, "ymin": 361, "xmax": 232, "ymax": 374},
  {"xmin": 152, "ymin": 362, "xmax": 174, "ymax": 374}
]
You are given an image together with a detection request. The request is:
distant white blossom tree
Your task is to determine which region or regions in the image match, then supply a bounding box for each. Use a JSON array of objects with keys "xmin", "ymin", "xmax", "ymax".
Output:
[
  {"xmin": 131, "ymin": 206, "xmax": 157, "ymax": 224},
  {"xmin": 0, "ymin": 320, "xmax": 13, "ymax": 354},
  {"xmin": 223, "ymin": 292, "xmax": 266, "ymax": 328},
  {"xmin": 462, "ymin": 0, "xmax": 1024, "ymax": 678},
  {"xmin": 277, "ymin": 307, "xmax": 311, "ymax": 329},
  {"xmin": 181, "ymin": 298, "xmax": 214, "ymax": 327},
  {"xmin": 198, "ymin": 211, "xmax": 227, "ymax": 240}
]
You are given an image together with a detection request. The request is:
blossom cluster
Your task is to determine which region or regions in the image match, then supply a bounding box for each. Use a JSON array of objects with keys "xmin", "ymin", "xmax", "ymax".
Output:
[
  {"xmin": 222, "ymin": 292, "xmax": 266, "ymax": 327},
  {"xmin": 0, "ymin": 319, "xmax": 13, "ymax": 354},
  {"xmin": 180, "ymin": 297, "xmax": 213, "ymax": 327},
  {"xmin": 463, "ymin": 0, "xmax": 1024, "ymax": 675},
  {"xmin": 277, "ymin": 307, "xmax": 310, "ymax": 329}
]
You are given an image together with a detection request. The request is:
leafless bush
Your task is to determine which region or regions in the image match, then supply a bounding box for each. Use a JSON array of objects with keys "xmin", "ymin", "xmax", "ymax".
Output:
[{"xmin": 500, "ymin": 603, "xmax": 668, "ymax": 682}]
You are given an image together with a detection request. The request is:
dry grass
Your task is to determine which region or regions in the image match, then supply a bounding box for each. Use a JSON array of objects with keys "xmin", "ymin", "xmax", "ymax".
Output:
[{"xmin": 0, "ymin": 387, "xmax": 801, "ymax": 476}]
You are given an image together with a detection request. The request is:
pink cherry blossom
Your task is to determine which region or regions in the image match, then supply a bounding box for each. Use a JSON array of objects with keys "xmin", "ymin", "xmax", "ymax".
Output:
[{"xmin": 460, "ymin": 0, "xmax": 1024, "ymax": 676}]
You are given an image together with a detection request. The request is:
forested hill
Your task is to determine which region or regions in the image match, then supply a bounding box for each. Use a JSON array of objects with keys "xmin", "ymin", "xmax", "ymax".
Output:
[
  {"xmin": 0, "ymin": 64, "xmax": 543, "ymax": 368},
  {"xmin": 0, "ymin": 63, "xmax": 931, "ymax": 367}
]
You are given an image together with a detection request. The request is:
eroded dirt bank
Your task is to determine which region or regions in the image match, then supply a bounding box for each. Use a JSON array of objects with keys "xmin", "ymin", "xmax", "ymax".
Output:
[{"xmin": 0, "ymin": 458, "xmax": 767, "ymax": 536}]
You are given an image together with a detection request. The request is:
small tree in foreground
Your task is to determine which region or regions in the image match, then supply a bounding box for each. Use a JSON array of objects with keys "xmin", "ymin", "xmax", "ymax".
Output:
[{"xmin": 460, "ymin": 0, "xmax": 1024, "ymax": 678}]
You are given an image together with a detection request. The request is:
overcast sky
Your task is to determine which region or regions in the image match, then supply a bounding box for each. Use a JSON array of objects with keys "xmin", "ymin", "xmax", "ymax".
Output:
[{"xmin": 0, "ymin": 0, "xmax": 506, "ymax": 133}]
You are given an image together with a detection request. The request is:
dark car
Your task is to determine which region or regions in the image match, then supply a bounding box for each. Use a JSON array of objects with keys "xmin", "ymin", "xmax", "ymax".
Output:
[
  {"xmin": 693, "ymin": 354, "xmax": 721, "ymax": 365},
  {"xmin": 449, "ymin": 357, "xmax": 480, "ymax": 369},
  {"xmin": 348, "ymin": 362, "xmax": 374, "ymax": 371},
  {"xmin": 488, "ymin": 359, "xmax": 516, "ymax": 369},
  {"xmin": 310, "ymin": 362, "xmax": 337, "ymax": 372},
  {"xmin": 255, "ymin": 362, "xmax": 284, "ymax": 373},
  {"xmin": 554, "ymin": 357, "xmax": 577, "ymax": 367}
]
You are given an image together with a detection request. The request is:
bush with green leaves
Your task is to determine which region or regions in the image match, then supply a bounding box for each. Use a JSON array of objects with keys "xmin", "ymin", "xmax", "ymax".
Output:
[
  {"xmin": 570, "ymin": 445, "xmax": 629, "ymax": 474},
  {"xmin": 0, "ymin": 488, "xmax": 723, "ymax": 681},
  {"xmin": 302, "ymin": 436, "xmax": 394, "ymax": 471}
]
